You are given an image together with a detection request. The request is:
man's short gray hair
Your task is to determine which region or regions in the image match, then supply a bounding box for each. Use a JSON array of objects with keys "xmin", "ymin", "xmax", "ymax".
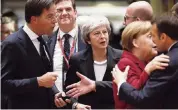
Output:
[{"xmin": 80, "ymin": 15, "xmax": 111, "ymax": 44}]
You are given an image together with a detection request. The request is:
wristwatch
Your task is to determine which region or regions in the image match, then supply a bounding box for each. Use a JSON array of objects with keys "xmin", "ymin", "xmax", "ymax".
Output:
[{"xmin": 72, "ymin": 102, "xmax": 78, "ymax": 109}]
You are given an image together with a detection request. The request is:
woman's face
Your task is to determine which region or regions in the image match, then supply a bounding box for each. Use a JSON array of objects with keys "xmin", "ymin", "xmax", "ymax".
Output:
[
  {"xmin": 87, "ymin": 25, "xmax": 109, "ymax": 49},
  {"xmin": 134, "ymin": 32, "xmax": 158, "ymax": 61}
]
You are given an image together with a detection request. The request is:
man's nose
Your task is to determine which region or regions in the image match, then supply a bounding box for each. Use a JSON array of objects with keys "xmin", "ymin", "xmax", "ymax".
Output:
[{"xmin": 62, "ymin": 10, "xmax": 67, "ymax": 15}]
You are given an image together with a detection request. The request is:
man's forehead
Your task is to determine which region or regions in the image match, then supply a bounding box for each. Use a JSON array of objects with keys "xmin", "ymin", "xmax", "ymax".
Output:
[{"xmin": 56, "ymin": 1, "xmax": 72, "ymax": 7}]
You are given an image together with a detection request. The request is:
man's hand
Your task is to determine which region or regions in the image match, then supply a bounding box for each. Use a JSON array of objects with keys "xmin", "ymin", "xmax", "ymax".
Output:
[
  {"xmin": 54, "ymin": 92, "xmax": 68, "ymax": 108},
  {"xmin": 37, "ymin": 72, "xmax": 58, "ymax": 88},
  {"xmin": 76, "ymin": 103, "xmax": 91, "ymax": 110},
  {"xmin": 66, "ymin": 72, "xmax": 96, "ymax": 98},
  {"xmin": 112, "ymin": 65, "xmax": 130, "ymax": 85}
]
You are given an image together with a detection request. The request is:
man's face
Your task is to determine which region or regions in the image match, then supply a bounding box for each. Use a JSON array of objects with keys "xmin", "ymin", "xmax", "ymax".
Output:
[
  {"xmin": 36, "ymin": 4, "xmax": 57, "ymax": 35},
  {"xmin": 1, "ymin": 22, "xmax": 16, "ymax": 41},
  {"xmin": 151, "ymin": 24, "xmax": 166, "ymax": 53},
  {"xmin": 56, "ymin": 1, "xmax": 77, "ymax": 27},
  {"xmin": 123, "ymin": 8, "xmax": 137, "ymax": 26}
]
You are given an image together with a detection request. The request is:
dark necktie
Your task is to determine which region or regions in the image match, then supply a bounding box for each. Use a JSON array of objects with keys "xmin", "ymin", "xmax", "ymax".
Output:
[
  {"xmin": 62, "ymin": 34, "xmax": 71, "ymax": 90},
  {"xmin": 37, "ymin": 37, "xmax": 51, "ymax": 71},
  {"xmin": 63, "ymin": 34, "xmax": 71, "ymax": 72}
]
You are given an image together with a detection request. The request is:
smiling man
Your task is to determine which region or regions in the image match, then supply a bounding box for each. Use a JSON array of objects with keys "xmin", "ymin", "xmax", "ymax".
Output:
[{"xmin": 47, "ymin": 0, "xmax": 86, "ymax": 108}]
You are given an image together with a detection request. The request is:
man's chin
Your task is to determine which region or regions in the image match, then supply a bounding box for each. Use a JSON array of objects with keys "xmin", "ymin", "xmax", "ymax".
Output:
[
  {"xmin": 60, "ymin": 21, "xmax": 70, "ymax": 25},
  {"xmin": 45, "ymin": 31, "xmax": 53, "ymax": 36}
]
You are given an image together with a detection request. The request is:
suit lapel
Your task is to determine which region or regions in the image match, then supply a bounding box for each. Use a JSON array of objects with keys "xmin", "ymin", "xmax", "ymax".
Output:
[
  {"xmin": 17, "ymin": 28, "xmax": 46, "ymax": 73},
  {"xmin": 42, "ymin": 39, "xmax": 53, "ymax": 69},
  {"xmin": 103, "ymin": 47, "xmax": 121, "ymax": 81},
  {"xmin": 47, "ymin": 30, "xmax": 58, "ymax": 58},
  {"xmin": 79, "ymin": 47, "xmax": 96, "ymax": 80}
]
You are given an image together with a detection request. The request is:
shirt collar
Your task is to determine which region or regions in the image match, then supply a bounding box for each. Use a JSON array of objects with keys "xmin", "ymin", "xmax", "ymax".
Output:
[
  {"xmin": 57, "ymin": 24, "xmax": 78, "ymax": 39},
  {"xmin": 168, "ymin": 41, "xmax": 178, "ymax": 52},
  {"xmin": 23, "ymin": 23, "xmax": 39, "ymax": 41}
]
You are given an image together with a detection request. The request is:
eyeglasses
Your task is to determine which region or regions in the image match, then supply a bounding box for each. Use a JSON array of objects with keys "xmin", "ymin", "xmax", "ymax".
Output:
[{"xmin": 124, "ymin": 15, "xmax": 137, "ymax": 22}]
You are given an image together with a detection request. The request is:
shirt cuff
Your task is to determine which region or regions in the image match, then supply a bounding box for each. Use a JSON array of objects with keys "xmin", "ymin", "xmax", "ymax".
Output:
[{"xmin": 117, "ymin": 80, "xmax": 126, "ymax": 95}]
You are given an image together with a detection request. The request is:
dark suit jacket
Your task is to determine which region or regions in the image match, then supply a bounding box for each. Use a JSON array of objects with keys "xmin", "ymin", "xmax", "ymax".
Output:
[
  {"xmin": 119, "ymin": 42, "xmax": 178, "ymax": 108},
  {"xmin": 1, "ymin": 28, "xmax": 58, "ymax": 109},
  {"xmin": 47, "ymin": 27, "xmax": 86, "ymax": 68},
  {"xmin": 65, "ymin": 46, "xmax": 123, "ymax": 109},
  {"xmin": 113, "ymin": 50, "xmax": 148, "ymax": 109}
]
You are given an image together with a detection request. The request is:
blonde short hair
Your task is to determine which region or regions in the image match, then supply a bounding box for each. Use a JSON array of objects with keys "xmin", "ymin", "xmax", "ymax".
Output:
[{"xmin": 121, "ymin": 21, "xmax": 152, "ymax": 51}]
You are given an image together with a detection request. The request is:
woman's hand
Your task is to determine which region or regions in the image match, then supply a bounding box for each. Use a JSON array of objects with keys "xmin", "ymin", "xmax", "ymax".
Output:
[{"xmin": 145, "ymin": 54, "xmax": 170, "ymax": 75}]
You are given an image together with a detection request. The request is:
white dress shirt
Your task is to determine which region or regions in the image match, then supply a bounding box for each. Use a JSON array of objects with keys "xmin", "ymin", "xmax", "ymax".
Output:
[
  {"xmin": 53, "ymin": 25, "xmax": 78, "ymax": 91},
  {"xmin": 23, "ymin": 24, "xmax": 50, "ymax": 60},
  {"xmin": 23, "ymin": 24, "xmax": 40, "ymax": 54}
]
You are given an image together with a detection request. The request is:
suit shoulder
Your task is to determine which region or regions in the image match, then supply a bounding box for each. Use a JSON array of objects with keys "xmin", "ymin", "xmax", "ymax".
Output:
[
  {"xmin": 118, "ymin": 57, "xmax": 134, "ymax": 64},
  {"xmin": 71, "ymin": 49, "xmax": 86, "ymax": 60},
  {"xmin": 2, "ymin": 31, "xmax": 20, "ymax": 45},
  {"xmin": 48, "ymin": 30, "xmax": 58, "ymax": 40},
  {"xmin": 109, "ymin": 46, "xmax": 123, "ymax": 57},
  {"xmin": 167, "ymin": 48, "xmax": 178, "ymax": 68}
]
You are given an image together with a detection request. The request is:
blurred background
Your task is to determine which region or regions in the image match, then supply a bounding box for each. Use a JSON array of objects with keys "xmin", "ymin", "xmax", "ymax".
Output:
[{"xmin": 1, "ymin": 0, "xmax": 178, "ymax": 34}]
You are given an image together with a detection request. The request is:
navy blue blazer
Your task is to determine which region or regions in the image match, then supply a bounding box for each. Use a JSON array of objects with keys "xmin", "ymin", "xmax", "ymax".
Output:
[
  {"xmin": 119, "ymin": 42, "xmax": 178, "ymax": 108},
  {"xmin": 65, "ymin": 46, "xmax": 123, "ymax": 109},
  {"xmin": 1, "ymin": 28, "xmax": 58, "ymax": 109}
]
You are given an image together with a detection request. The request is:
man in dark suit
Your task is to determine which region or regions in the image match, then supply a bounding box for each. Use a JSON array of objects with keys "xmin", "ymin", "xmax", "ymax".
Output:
[
  {"xmin": 47, "ymin": 0, "xmax": 86, "ymax": 107},
  {"xmin": 1, "ymin": 0, "xmax": 60, "ymax": 109},
  {"xmin": 112, "ymin": 13, "xmax": 178, "ymax": 108}
]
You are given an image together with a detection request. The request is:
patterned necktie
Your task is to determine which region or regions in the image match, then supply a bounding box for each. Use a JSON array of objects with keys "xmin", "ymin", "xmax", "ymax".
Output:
[
  {"xmin": 37, "ymin": 37, "xmax": 51, "ymax": 71},
  {"xmin": 63, "ymin": 34, "xmax": 71, "ymax": 72},
  {"xmin": 62, "ymin": 34, "xmax": 71, "ymax": 90}
]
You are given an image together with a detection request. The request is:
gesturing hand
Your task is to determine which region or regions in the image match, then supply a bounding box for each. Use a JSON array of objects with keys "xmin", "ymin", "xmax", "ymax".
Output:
[
  {"xmin": 37, "ymin": 72, "xmax": 58, "ymax": 88},
  {"xmin": 66, "ymin": 72, "xmax": 96, "ymax": 98}
]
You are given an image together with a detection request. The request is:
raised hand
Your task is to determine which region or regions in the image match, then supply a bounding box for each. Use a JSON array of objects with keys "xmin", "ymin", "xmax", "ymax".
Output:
[
  {"xmin": 66, "ymin": 72, "xmax": 96, "ymax": 98},
  {"xmin": 37, "ymin": 72, "xmax": 58, "ymax": 88}
]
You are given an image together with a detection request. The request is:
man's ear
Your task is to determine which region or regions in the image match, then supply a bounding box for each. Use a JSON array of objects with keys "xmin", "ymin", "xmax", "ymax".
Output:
[
  {"xmin": 31, "ymin": 16, "xmax": 37, "ymax": 24},
  {"xmin": 160, "ymin": 33, "xmax": 167, "ymax": 41},
  {"xmin": 74, "ymin": 10, "xmax": 77, "ymax": 19},
  {"xmin": 87, "ymin": 40, "xmax": 91, "ymax": 44},
  {"xmin": 136, "ymin": 17, "xmax": 141, "ymax": 21}
]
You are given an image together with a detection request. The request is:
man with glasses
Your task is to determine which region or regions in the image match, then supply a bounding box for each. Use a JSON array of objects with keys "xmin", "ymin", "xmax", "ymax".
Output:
[
  {"xmin": 109, "ymin": 1, "xmax": 153, "ymax": 50},
  {"xmin": 123, "ymin": 1, "xmax": 153, "ymax": 26}
]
